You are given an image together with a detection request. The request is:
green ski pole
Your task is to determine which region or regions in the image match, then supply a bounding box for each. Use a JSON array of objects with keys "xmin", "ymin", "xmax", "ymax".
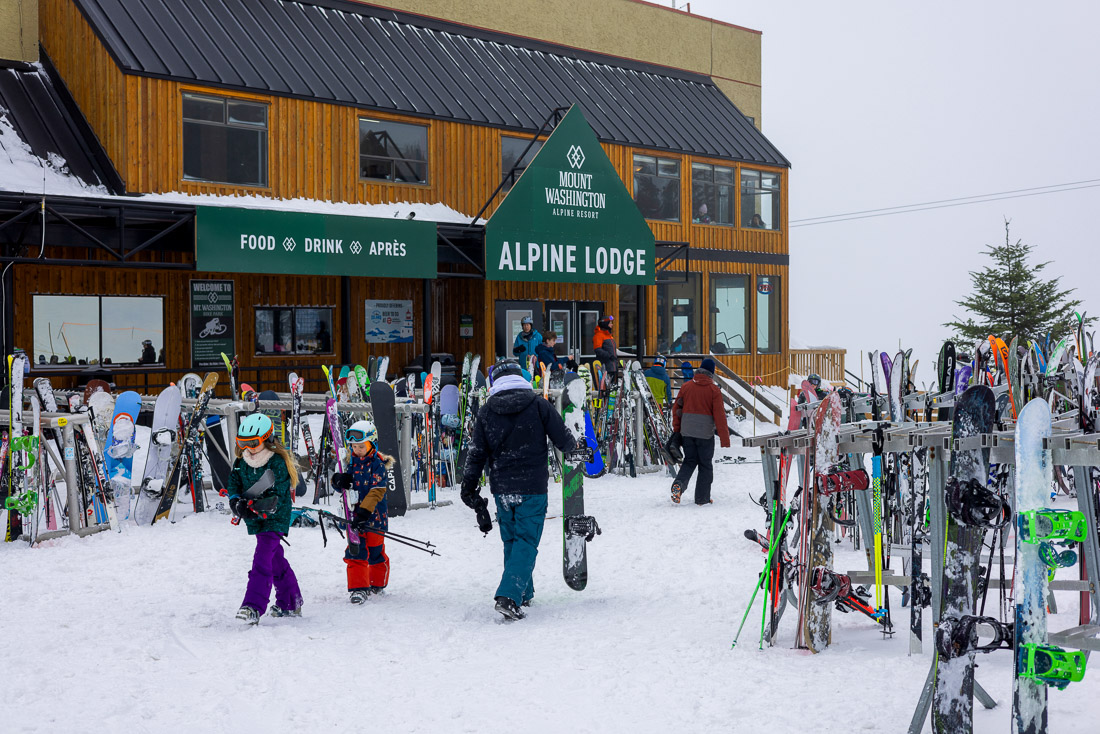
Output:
[{"xmin": 733, "ymin": 504, "xmax": 795, "ymax": 649}]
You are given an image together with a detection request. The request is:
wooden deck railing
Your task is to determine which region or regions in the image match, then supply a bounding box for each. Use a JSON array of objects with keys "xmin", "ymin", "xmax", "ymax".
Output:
[{"xmin": 789, "ymin": 348, "xmax": 847, "ymax": 385}]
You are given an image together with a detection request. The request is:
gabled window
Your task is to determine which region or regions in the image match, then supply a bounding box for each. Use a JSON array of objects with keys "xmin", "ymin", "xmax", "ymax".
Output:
[
  {"xmin": 183, "ymin": 93, "xmax": 268, "ymax": 187},
  {"xmin": 632, "ymin": 154, "xmax": 680, "ymax": 222},
  {"xmin": 359, "ymin": 118, "xmax": 428, "ymax": 184}
]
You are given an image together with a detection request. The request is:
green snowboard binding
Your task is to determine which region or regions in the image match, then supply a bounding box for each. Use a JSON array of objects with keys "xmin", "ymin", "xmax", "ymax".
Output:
[
  {"xmin": 1017, "ymin": 643, "xmax": 1087, "ymax": 690},
  {"xmin": 1019, "ymin": 508, "xmax": 1087, "ymax": 544}
]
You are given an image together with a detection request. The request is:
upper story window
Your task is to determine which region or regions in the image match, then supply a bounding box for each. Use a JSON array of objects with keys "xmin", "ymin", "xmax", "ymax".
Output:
[
  {"xmin": 33, "ymin": 295, "xmax": 165, "ymax": 366},
  {"xmin": 632, "ymin": 154, "xmax": 680, "ymax": 222},
  {"xmin": 359, "ymin": 118, "xmax": 428, "ymax": 184},
  {"xmin": 183, "ymin": 93, "xmax": 268, "ymax": 187},
  {"xmin": 741, "ymin": 169, "xmax": 781, "ymax": 230},
  {"xmin": 501, "ymin": 136, "xmax": 543, "ymax": 191},
  {"xmin": 691, "ymin": 163, "xmax": 734, "ymax": 225}
]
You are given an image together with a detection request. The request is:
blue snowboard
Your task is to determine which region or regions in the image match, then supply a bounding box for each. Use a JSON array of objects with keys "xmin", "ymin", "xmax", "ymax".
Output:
[
  {"xmin": 104, "ymin": 390, "xmax": 142, "ymax": 515},
  {"xmin": 582, "ymin": 409, "xmax": 606, "ymax": 478}
]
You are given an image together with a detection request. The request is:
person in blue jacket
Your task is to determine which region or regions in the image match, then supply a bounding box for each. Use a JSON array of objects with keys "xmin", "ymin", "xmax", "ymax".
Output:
[
  {"xmin": 460, "ymin": 360, "xmax": 575, "ymax": 621},
  {"xmin": 512, "ymin": 316, "xmax": 542, "ymax": 373},
  {"xmin": 679, "ymin": 360, "xmax": 694, "ymax": 382}
]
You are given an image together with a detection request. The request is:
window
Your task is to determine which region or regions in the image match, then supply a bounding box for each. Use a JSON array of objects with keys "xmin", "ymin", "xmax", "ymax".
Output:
[
  {"xmin": 359, "ymin": 118, "xmax": 428, "ymax": 184},
  {"xmin": 183, "ymin": 93, "xmax": 268, "ymax": 186},
  {"xmin": 617, "ymin": 286, "xmax": 638, "ymax": 354},
  {"xmin": 710, "ymin": 275, "xmax": 749, "ymax": 354},
  {"xmin": 33, "ymin": 295, "xmax": 164, "ymax": 366},
  {"xmin": 255, "ymin": 307, "xmax": 332, "ymax": 355},
  {"xmin": 741, "ymin": 169, "xmax": 781, "ymax": 230},
  {"xmin": 501, "ymin": 136, "xmax": 543, "ymax": 191},
  {"xmin": 756, "ymin": 275, "xmax": 780, "ymax": 354},
  {"xmin": 656, "ymin": 274, "xmax": 701, "ymax": 355},
  {"xmin": 691, "ymin": 163, "xmax": 734, "ymax": 225},
  {"xmin": 632, "ymin": 154, "xmax": 680, "ymax": 222}
]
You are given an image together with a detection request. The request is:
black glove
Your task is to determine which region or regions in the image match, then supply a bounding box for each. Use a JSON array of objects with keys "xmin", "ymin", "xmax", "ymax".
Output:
[
  {"xmin": 332, "ymin": 472, "xmax": 353, "ymax": 492},
  {"xmin": 229, "ymin": 497, "xmax": 255, "ymax": 519},
  {"xmin": 352, "ymin": 505, "xmax": 374, "ymax": 532},
  {"xmin": 460, "ymin": 484, "xmax": 482, "ymax": 509},
  {"xmin": 473, "ymin": 496, "xmax": 493, "ymax": 535}
]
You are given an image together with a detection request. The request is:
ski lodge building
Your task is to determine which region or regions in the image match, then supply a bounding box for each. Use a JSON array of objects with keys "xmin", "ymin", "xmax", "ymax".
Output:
[{"xmin": 0, "ymin": 0, "xmax": 796, "ymax": 395}]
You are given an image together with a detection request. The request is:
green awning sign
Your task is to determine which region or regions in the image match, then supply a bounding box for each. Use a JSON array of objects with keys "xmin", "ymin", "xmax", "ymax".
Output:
[
  {"xmin": 195, "ymin": 205, "xmax": 437, "ymax": 278},
  {"xmin": 485, "ymin": 105, "xmax": 655, "ymax": 284}
]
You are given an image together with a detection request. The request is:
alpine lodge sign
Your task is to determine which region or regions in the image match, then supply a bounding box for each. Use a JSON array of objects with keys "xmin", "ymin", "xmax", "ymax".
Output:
[
  {"xmin": 195, "ymin": 206, "xmax": 437, "ymax": 278},
  {"xmin": 485, "ymin": 105, "xmax": 655, "ymax": 285}
]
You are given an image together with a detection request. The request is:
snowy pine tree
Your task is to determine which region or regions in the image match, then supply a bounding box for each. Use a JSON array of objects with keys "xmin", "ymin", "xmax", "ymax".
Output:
[{"xmin": 944, "ymin": 221, "xmax": 1091, "ymax": 343}]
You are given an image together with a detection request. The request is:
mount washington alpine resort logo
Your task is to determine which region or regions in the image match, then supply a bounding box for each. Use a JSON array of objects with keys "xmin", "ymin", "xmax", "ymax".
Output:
[{"xmin": 567, "ymin": 144, "xmax": 585, "ymax": 169}]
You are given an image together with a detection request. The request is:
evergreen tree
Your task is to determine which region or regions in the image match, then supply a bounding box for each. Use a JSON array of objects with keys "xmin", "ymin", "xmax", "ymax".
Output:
[{"xmin": 944, "ymin": 221, "xmax": 1091, "ymax": 345}]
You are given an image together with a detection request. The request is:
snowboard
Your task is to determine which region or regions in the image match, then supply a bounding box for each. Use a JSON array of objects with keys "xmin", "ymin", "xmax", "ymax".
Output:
[
  {"xmin": 134, "ymin": 385, "xmax": 182, "ymax": 525},
  {"xmin": 151, "ymin": 373, "xmax": 218, "ymax": 524},
  {"xmin": 937, "ymin": 341, "xmax": 956, "ymax": 420},
  {"xmin": 104, "ymin": 390, "xmax": 142, "ymax": 511},
  {"xmin": 799, "ymin": 391, "xmax": 841, "ymax": 652},
  {"xmin": 370, "ymin": 381, "xmax": 407, "ymax": 517},
  {"xmin": 1013, "ymin": 398, "xmax": 1053, "ymax": 733},
  {"xmin": 932, "ymin": 384, "xmax": 996, "ymax": 734},
  {"xmin": 562, "ymin": 374, "xmax": 599, "ymax": 591},
  {"xmin": 4, "ymin": 352, "xmax": 28, "ymax": 541}
]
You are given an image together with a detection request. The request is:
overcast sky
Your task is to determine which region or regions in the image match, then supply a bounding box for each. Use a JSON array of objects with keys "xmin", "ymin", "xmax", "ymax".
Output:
[{"xmin": 684, "ymin": 0, "xmax": 1100, "ymax": 387}]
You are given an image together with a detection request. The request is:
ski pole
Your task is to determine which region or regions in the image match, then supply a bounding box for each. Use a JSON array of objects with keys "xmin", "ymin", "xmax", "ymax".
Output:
[
  {"xmin": 733, "ymin": 504, "xmax": 795, "ymax": 649},
  {"xmin": 308, "ymin": 508, "xmax": 439, "ymax": 555}
]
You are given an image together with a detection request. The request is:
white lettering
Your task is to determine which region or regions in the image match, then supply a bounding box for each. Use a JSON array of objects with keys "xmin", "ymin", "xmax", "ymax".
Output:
[
  {"xmin": 596, "ymin": 248, "xmax": 608, "ymax": 274},
  {"xmin": 566, "ymin": 245, "xmax": 577, "ymax": 273},
  {"xmin": 609, "ymin": 248, "xmax": 621, "ymax": 275},
  {"xmin": 498, "ymin": 241, "xmax": 515, "ymax": 271},
  {"xmin": 636, "ymin": 249, "xmax": 647, "ymax": 276},
  {"xmin": 527, "ymin": 242, "xmax": 540, "ymax": 272},
  {"xmin": 623, "ymin": 248, "xmax": 635, "ymax": 275}
]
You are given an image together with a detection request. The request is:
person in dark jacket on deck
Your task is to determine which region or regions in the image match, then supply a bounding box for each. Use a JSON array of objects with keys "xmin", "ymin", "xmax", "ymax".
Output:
[
  {"xmin": 669, "ymin": 358, "xmax": 730, "ymax": 505},
  {"xmin": 534, "ymin": 332, "xmax": 574, "ymax": 378},
  {"xmin": 592, "ymin": 315, "xmax": 618, "ymax": 377},
  {"xmin": 460, "ymin": 359, "xmax": 575, "ymax": 620}
]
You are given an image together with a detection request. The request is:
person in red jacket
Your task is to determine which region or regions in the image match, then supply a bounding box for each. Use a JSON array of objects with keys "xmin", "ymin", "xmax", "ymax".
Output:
[
  {"xmin": 592, "ymin": 315, "xmax": 618, "ymax": 376},
  {"xmin": 670, "ymin": 357, "xmax": 730, "ymax": 505}
]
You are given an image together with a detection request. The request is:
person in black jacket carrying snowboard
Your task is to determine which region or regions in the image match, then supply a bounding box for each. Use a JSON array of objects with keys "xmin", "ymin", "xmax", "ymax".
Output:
[{"xmin": 461, "ymin": 359, "xmax": 575, "ymax": 620}]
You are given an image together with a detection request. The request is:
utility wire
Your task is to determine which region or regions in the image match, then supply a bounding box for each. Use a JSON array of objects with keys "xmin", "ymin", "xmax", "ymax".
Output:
[{"xmin": 790, "ymin": 178, "xmax": 1100, "ymax": 227}]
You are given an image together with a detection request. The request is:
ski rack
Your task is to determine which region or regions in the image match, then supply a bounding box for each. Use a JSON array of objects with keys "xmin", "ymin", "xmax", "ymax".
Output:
[
  {"xmin": 0, "ymin": 408, "xmax": 111, "ymax": 542},
  {"xmin": 745, "ymin": 408, "xmax": 1100, "ymax": 731}
]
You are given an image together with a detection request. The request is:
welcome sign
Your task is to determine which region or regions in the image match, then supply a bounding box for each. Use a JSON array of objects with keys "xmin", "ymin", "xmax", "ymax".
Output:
[
  {"xmin": 195, "ymin": 206, "xmax": 437, "ymax": 278},
  {"xmin": 485, "ymin": 105, "xmax": 655, "ymax": 285}
]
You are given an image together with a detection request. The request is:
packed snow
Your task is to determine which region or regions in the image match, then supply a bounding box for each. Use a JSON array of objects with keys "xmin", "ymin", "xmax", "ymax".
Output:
[{"xmin": 5, "ymin": 431, "xmax": 1097, "ymax": 733}]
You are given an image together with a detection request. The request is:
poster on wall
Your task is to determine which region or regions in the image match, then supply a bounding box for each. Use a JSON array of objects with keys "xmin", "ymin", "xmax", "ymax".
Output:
[
  {"xmin": 365, "ymin": 300, "xmax": 414, "ymax": 343},
  {"xmin": 190, "ymin": 279, "xmax": 235, "ymax": 368}
]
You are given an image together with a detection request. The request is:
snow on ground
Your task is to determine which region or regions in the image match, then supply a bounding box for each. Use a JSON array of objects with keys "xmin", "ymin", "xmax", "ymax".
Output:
[{"xmin": 5, "ymin": 440, "xmax": 1098, "ymax": 734}]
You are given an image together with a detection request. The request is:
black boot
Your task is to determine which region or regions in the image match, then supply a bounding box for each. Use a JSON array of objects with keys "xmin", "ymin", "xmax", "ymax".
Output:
[{"xmin": 494, "ymin": 596, "xmax": 526, "ymax": 621}]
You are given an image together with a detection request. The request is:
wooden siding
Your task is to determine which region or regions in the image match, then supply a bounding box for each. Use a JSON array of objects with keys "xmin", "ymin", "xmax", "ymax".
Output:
[
  {"xmin": 40, "ymin": 0, "xmax": 129, "ymax": 179},
  {"xmin": 36, "ymin": 1, "xmax": 791, "ymax": 385}
]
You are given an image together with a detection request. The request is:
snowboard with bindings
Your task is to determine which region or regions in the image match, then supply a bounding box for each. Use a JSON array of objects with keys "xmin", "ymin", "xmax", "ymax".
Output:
[
  {"xmin": 151, "ymin": 373, "xmax": 218, "ymax": 524},
  {"xmin": 134, "ymin": 385, "xmax": 182, "ymax": 524},
  {"xmin": 561, "ymin": 374, "xmax": 599, "ymax": 590},
  {"xmin": 370, "ymin": 381, "xmax": 407, "ymax": 517},
  {"xmin": 931, "ymin": 384, "xmax": 996, "ymax": 734}
]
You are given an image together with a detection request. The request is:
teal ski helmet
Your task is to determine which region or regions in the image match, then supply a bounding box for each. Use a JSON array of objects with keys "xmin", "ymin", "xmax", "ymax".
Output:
[{"xmin": 237, "ymin": 413, "xmax": 274, "ymax": 448}]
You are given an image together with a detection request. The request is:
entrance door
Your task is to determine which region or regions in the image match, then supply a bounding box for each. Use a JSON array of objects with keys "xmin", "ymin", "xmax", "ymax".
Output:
[
  {"xmin": 546, "ymin": 301, "xmax": 604, "ymax": 363},
  {"xmin": 494, "ymin": 300, "xmax": 538, "ymax": 360}
]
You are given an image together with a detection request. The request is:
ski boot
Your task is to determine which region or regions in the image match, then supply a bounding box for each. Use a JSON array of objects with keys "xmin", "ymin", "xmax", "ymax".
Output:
[
  {"xmin": 494, "ymin": 596, "xmax": 526, "ymax": 621},
  {"xmin": 349, "ymin": 589, "xmax": 373, "ymax": 605},
  {"xmin": 269, "ymin": 603, "xmax": 302, "ymax": 618},
  {"xmin": 670, "ymin": 482, "xmax": 684, "ymax": 504},
  {"xmin": 235, "ymin": 606, "xmax": 259, "ymax": 625},
  {"xmin": 1019, "ymin": 509, "xmax": 1087, "ymax": 544}
]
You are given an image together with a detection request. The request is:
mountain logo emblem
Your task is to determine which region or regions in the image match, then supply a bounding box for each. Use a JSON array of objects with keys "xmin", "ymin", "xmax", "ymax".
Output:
[{"xmin": 567, "ymin": 145, "xmax": 585, "ymax": 169}]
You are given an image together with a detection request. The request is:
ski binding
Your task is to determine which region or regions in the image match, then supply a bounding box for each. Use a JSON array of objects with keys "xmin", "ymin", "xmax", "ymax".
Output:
[
  {"xmin": 1018, "ymin": 508, "xmax": 1087, "ymax": 544},
  {"xmin": 1017, "ymin": 643, "xmax": 1087, "ymax": 689}
]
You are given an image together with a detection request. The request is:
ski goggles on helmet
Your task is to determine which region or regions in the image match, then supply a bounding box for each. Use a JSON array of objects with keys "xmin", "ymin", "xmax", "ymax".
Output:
[
  {"xmin": 345, "ymin": 428, "xmax": 373, "ymax": 444},
  {"xmin": 236, "ymin": 428, "xmax": 273, "ymax": 450}
]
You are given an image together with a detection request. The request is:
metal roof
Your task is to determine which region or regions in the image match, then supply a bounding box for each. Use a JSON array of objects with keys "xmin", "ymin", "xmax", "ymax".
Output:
[
  {"xmin": 71, "ymin": 0, "xmax": 789, "ymax": 167},
  {"xmin": 0, "ymin": 61, "xmax": 124, "ymax": 193}
]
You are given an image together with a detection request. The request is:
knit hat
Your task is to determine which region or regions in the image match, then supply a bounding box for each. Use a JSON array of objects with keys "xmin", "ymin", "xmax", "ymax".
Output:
[
  {"xmin": 653, "ymin": 356, "xmax": 666, "ymax": 366},
  {"xmin": 700, "ymin": 357, "xmax": 717, "ymax": 374}
]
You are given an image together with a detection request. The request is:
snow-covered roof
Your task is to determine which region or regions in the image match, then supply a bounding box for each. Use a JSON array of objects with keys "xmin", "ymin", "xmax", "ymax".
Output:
[{"xmin": 0, "ymin": 100, "xmax": 479, "ymax": 225}]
